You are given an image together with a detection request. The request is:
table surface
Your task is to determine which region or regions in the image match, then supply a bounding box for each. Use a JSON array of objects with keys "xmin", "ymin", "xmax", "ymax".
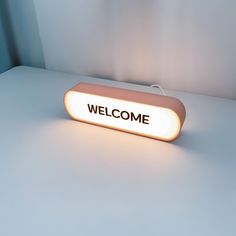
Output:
[{"xmin": 0, "ymin": 66, "xmax": 235, "ymax": 236}]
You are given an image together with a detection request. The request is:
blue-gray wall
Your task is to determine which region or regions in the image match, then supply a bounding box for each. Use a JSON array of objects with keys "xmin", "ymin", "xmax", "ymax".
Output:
[
  {"xmin": 0, "ymin": 0, "xmax": 236, "ymax": 99},
  {"xmin": 0, "ymin": 1, "xmax": 15, "ymax": 73},
  {"xmin": 6, "ymin": 0, "xmax": 44, "ymax": 68},
  {"xmin": 0, "ymin": 0, "xmax": 45, "ymax": 73},
  {"xmin": 0, "ymin": 19, "xmax": 12, "ymax": 73}
]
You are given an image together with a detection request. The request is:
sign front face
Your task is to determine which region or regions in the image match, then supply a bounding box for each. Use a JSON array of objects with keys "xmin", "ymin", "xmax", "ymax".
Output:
[{"xmin": 64, "ymin": 90, "xmax": 181, "ymax": 141}]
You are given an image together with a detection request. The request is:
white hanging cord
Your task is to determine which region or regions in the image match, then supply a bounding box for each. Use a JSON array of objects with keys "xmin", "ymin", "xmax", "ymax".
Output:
[{"xmin": 150, "ymin": 84, "xmax": 167, "ymax": 96}]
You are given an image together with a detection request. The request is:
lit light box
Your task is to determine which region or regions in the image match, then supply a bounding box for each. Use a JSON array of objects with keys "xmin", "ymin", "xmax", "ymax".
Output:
[{"xmin": 64, "ymin": 83, "xmax": 186, "ymax": 141}]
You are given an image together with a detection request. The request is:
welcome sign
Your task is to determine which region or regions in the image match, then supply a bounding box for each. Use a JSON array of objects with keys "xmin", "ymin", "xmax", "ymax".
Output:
[{"xmin": 64, "ymin": 83, "xmax": 186, "ymax": 141}]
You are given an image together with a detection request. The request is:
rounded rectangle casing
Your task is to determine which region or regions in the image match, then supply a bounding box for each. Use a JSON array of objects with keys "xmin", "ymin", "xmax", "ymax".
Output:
[{"xmin": 64, "ymin": 82, "xmax": 186, "ymax": 141}]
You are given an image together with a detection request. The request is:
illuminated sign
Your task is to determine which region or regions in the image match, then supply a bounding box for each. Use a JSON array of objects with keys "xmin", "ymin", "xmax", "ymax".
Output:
[{"xmin": 64, "ymin": 83, "xmax": 186, "ymax": 141}]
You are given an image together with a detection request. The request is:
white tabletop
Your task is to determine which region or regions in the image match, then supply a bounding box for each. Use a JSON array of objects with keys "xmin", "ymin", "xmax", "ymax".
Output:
[{"xmin": 0, "ymin": 66, "xmax": 235, "ymax": 236}]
